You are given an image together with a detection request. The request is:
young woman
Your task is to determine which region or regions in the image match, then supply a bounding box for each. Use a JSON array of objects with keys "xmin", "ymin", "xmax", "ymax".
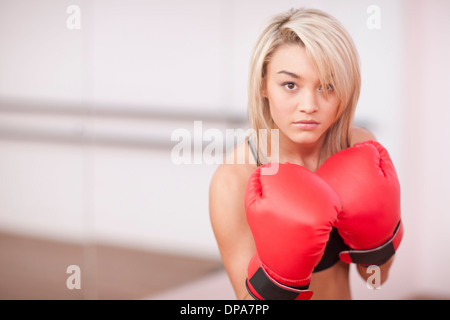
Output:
[{"xmin": 209, "ymin": 8, "xmax": 402, "ymax": 300}]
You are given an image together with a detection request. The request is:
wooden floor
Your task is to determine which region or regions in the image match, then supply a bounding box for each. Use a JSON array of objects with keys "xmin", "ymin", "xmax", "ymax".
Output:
[{"xmin": 0, "ymin": 232, "xmax": 222, "ymax": 300}]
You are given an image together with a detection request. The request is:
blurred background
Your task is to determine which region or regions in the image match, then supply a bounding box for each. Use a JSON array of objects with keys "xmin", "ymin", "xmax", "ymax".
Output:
[{"xmin": 0, "ymin": 0, "xmax": 449, "ymax": 300}]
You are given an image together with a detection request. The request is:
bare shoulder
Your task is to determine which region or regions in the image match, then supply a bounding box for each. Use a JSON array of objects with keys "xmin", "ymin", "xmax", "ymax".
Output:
[
  {"xmin": 209, "ymin": 141, "xmax": 256, "ymax": 226},
  {"xmin": 209, "ymin": 141, "xmax": 256, "ymax": 200},
  {"xmin": 350, "ymin": 126, "xmax": 377, "ymax": 146},
  {"xmin": 209, "ymin": 162, "xmax": 248, "ymax": 210}
]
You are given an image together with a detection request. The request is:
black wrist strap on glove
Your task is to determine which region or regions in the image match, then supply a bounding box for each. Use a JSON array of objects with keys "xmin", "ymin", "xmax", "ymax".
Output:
[{"xmin": 339, "ymin": 220, "xmax": 403, "ymax": 266}]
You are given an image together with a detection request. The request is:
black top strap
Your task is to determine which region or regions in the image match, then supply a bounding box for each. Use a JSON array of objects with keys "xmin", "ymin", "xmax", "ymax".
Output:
[{"xmin": 247, "ymin": 137, "xmax": 262, "ymax": 167}]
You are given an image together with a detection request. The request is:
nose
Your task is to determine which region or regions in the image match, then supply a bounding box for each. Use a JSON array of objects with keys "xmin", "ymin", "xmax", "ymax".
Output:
[{"xmin": 297, "ymin": 89, "xmax": 319, "ymax": 114}]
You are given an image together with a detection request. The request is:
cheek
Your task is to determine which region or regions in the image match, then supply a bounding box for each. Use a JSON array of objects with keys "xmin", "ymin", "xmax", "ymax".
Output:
[
  {"xmin": 322, "ymin": 97, "xmax": 341, "ymax": 123},
  {"xmin": 267, "ymin": 90, "xmax": 296, "ymax": 122},
  {"xmin": 268, "ymin": 99, "xmax": 291, "ymax": 128}
]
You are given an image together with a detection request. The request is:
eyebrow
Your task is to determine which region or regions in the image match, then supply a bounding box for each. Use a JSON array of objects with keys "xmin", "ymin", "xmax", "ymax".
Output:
[{"xmin": 277, "ymin": 70, "xmax": 301, "ymax": 79}]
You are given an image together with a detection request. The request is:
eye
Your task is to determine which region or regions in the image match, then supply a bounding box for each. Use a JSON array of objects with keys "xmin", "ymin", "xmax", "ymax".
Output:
[
  {"xmin": 319, "ymin": 84, "xmax": 334, "ymax": 92},
  {"xmin": 283, "ymin": 82, "xmax": 298, "ymax": 91}
]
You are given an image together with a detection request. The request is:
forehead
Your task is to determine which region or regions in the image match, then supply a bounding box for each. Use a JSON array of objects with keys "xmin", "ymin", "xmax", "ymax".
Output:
[{"xmin": 267, "ymin": 43, "xmax": 319, "ymax": 80}]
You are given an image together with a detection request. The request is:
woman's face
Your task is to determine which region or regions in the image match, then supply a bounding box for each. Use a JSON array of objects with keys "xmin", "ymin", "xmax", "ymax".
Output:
[{"xmin": 264, "ymin": 43, "xmax": 340, "ymax": 147}]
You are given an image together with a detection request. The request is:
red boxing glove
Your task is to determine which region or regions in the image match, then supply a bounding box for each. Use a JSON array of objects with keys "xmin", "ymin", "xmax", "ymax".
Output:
[
  {"xmin": 317, "ymin": 140, "xmax": 403, "ymax": 266},
  {"xmin": 245, "ymin": 163, "xmax": 340, "ymax": 300}
]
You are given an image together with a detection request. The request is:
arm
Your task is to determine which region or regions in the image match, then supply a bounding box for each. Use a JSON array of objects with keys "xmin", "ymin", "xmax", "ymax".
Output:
[
  {"xmin": 356, "ymin": 257, "xmax": 394, "ymax": 286},
  {"xmin": 209, "ymin": 163, "xmax": 256, "ymax": 300},
  {"xmin": 211, "ymin": 149, "xmax": 332, "ymax": 301}
]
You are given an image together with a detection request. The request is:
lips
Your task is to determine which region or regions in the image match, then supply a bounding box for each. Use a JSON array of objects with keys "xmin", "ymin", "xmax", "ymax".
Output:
[
  {"xmin": 293, "ymin": 120, "xmax": 320, "ymax": 130},
  {"xmin": 294, "ymin": 120, "xmax": 319, "ymax": 125}
]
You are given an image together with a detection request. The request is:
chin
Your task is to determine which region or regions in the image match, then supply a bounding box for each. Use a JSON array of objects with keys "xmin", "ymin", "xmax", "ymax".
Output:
[{"xmin": 287, "ymin": 132, "xmax": 322, "ymax": 145}]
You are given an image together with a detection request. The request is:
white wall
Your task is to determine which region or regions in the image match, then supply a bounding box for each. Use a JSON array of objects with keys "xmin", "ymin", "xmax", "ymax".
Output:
[
  {"xmin": 0, "ymin": 0, "xmax": 84, "ymax": 102},
  {"xmin": 0, "ymin": 0, "xmax": 449, "ymax": 299},
  {"xmin": 398, "ymin": 0, "xmax": 450, "ymax": 298}
]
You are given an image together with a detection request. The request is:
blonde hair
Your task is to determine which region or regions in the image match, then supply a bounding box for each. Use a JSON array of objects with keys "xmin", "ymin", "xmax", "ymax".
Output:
[{"xmin": 248, "ymin": 8, "xmax": 361, "ymax": 166}]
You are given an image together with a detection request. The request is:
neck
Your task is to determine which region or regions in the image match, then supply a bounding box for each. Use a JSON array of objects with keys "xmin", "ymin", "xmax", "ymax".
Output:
[{"xmin": 277, "ymin": 131, "xmax": 325, "ymax": 172}]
